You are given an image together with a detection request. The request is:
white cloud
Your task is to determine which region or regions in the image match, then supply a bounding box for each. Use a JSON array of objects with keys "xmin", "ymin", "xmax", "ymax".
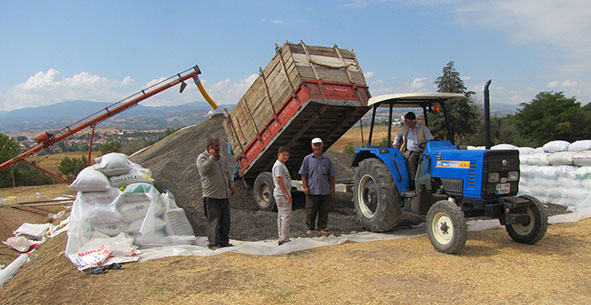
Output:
[
  {"xmin": 410, "ymin": 77, "xmax": 426, "ymax": 89},
  {"xmin": 0, "ymin": 69, "xmax": 136, "ymax": 111},
  {"xmin": 260, "ymin": 18, "xmax": 284, "ymax": 24},
  {"xmin": 561, "ymin": 80, "xmax": 578, "ymax": 88},
  {"xmin": 453, "ymin": 0, "xmax": 591, "ymax": 73},
  {"xmin": 141, "ymin": 73, "xmax": 258, "ymax": 107},
  {"xmin": 0, "ymin": 70, "xmax": 260, "ymax": 111},
  {"xmin": 391, "ymin": 0, "xmax": 591, "ymax": 105},
  {"xmin": 364, "ymin": 71, "xmax": 374, "ymax": 79},
  {"xmin": 546, "ymin": 80, "xmax": 559, "ymax": 88}
]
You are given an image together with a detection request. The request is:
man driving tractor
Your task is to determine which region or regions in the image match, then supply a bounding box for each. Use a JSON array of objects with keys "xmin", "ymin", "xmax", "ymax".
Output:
[{"xmin": 392, "ymin": 112, "xmax": 434, "ymax": 186}]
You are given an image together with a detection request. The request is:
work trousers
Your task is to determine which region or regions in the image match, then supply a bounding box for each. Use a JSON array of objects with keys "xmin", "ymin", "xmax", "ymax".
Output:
[
  {"xmin": 404, "ymin": 150, "xmax": 422, "ymax": 182},
  {"xmin": 275, "ymin": 196, "xmax": 291, "ymax": 242},
  {"xmin": 204, "ymin": 197, "xmax": 231, "ymax": 246},
  {"xmin": 305, "ymin": 194, "xmax": 330, "ymax": 230}
]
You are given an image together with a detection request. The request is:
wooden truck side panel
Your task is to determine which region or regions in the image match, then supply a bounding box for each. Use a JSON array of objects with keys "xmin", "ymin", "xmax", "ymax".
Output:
[{"xmin": 224, "ymin": 42, "xmax": 370, "ymax": 181}]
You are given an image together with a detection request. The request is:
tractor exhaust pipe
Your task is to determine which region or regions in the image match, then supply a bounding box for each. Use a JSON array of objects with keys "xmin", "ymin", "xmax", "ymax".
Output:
[{"xmin": 484, "ymin": 80, "xmax": 492, "ymax": 149}]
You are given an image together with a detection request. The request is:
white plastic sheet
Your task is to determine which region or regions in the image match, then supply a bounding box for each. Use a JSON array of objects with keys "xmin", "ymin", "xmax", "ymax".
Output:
[{"xmin": 136, "ymin": 209, "xmax": 591, "ymax": 262}]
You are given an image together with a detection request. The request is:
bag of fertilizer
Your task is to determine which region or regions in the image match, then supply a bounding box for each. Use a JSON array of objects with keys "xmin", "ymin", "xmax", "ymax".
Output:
[
  {"xmin": 109, "ymin": 163, "xmax": 154, "ymax": 188},
  {"xmin": 94, "ymin": 153, "xmax": 132, "ymax": 176},
  {"xmin": 543, "ymin": 140, "xmax": 570, "ymax": 153},
  {"xmin": 92, "ymin": 222, "xmax": 128, "ymax": 237},
  {"xmin": 568, "ymin": 140, "xmax": 591, "ymax": 152},
  {"xmin": 517, "ymin": 147, "xmax": 534, "ymax": 155},
  {"xmin": 126, "ymin": 217, "xmax": 166, "ymax": 235},
  {"xmin": 70, "ymin": 166, "xmax": 111, "ymax": 192},
  {"xmin": 549, "ymin": 151, "xmax": 575, "ymax": 166},
  {"xmin": 491, "ymin": 144, "xmax": 518, "ymax": 150},
  {"xmin": 528, "ymin": 153, "xmax": 551, "ymax": 166},
  {"xmin": 573, "ymin": 151, "xmax": 591, "ymax": 167}
]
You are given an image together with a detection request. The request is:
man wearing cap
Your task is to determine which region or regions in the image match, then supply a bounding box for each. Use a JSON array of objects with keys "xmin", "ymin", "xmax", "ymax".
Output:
[
  {"xmin": 299, "ymin": 137, "xmax": 335, "ymax": 235},
  {"xmin": 393, "ymin": 112, "xmax": 434, "ymax": 185}
]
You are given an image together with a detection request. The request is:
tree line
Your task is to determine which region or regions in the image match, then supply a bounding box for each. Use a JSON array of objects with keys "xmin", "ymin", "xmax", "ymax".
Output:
[
  {"xmin": 0, "ymin": 127, "xmax": 182, "ymax": 188},
  {"xmin": 431, "ymin": 61, "xmax": 591, "ymax": 147},
  {"xmin": 344, "ymin": 61, "xmax": 591, "ymax": 153}
]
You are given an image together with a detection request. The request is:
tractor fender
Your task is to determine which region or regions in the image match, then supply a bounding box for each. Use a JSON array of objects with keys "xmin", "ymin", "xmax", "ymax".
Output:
[{"xmin": 352, "ymin": 148, "xmax": 410, "ymax": 191}]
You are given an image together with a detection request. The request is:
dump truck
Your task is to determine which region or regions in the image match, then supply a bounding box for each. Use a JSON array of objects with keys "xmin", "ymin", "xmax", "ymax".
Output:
[{"xmin": 223, "ymin": 41, "xmax": 371, "ymax": 210}]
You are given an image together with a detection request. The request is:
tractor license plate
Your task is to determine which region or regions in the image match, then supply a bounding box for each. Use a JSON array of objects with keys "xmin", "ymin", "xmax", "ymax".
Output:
[{"xmin": 495, "ymin": 183, "xmax": 510, "ymax": 194}]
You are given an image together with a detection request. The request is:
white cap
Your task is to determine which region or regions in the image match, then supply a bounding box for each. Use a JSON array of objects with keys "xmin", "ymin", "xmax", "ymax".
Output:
[{"xmin": 311, "ymin": 137, "xmax": 323, "ymax": 144}]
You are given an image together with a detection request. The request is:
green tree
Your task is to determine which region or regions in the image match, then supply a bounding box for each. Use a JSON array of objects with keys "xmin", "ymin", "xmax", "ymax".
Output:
[
  {"xmin": 100, "ymin": 141, "xmax": 121, "ymax": 154},
  {"xmin": 58, "ymin": 156, "xmax": 88, "ymax": 180},
  {"xmin": 12, "ymin": 162, "xmax": 54, "ymax": 186},
  {"xmin": 428, "ymin": 61, "xmax": 480, "ymax": 144},
  {"xmin": 515, "ymin": 91, "xmax": 591, "ymax": 147},
  {"xmin": 343, "ymin": 142, "xmax": 355, "ymax": 154},
  {"xmin": 0, "ymin": 133, "xmax": 19, "ymax": 187}
]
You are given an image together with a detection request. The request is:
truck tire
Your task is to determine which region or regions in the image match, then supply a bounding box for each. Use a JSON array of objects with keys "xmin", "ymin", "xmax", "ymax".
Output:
[
  {"xmin": 253, "ymin": 172, "xmax": 276, "ymax": 211},
  {"xmin": 426, "ymin": 200, "xmax": 467, "ymax": 254},
  {"xmin": 505, "ymin": 195, "xmax": 548, "ymax": 244},
  {"xmin": 353, "ymin": 158, "xmax": 401, "ymax": 232}
]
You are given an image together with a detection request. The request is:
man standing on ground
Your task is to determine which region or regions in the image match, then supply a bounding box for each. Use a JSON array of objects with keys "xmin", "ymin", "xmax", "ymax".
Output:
[
  {"xmin": 273, "ymin": 146, "xmax": 292, "ymax": 245},
  {"xmin": 299, "ymin": 137, "xmax": 335, "ymax": 235},
  {"xmin": 393, "ymin": 112, "xmax": 434, "ymax": 184},
  {"xmin": 197, "ymin": 136, "xmax": 235, "ymax": 250}
]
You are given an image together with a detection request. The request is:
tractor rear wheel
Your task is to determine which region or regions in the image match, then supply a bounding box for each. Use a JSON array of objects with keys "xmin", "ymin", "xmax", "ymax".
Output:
[
  {"xmin": 353, "ymin": 158, "xmax": 401, "ymax": 232},
  {"xmin": 505, "ymin": 195, "xmax": 548, "ymax": 244},
  {"xmin": 253, "ymin": 172, "xmax": 276, "ymax": 211},
  {"xmin": 426, "ymin": 200, "xmax": 467, "ymax": 254}
]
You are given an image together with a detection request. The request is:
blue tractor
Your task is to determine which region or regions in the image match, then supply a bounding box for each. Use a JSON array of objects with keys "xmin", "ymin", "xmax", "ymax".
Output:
[{"xmin": 351, "ymin": 90, "xmax": 548, "ymax": 253}]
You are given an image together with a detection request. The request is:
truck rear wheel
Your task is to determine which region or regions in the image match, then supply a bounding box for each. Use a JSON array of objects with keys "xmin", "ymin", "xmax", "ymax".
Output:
[
  {"xmin": 427, "ymin": 200, "xmax": 467, "ymax": 254},
  {"xmin": 253, "ymin": 172, "xmax": 276, "ymax": 211},
  {"xmin": 353, "ymin": 158, "xmax": 401, "ymax": 232},
  {"xmin": 505, "ymin": 195, "xmax": 548, "ymax": 244}
]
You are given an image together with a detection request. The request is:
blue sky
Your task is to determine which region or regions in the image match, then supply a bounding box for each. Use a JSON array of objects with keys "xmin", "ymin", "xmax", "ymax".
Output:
[{"xmin": 1, "ymin": 0, "xmax": 590, "ymax": 112}]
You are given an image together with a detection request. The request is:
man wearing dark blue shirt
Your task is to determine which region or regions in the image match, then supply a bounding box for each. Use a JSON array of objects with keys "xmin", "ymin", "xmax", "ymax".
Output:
[{"xmin": 299, "ymin": 137, "xmax": 335, "ymax": 235}]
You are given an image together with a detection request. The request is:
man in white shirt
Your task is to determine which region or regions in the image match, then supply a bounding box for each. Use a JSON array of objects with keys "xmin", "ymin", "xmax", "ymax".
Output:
[{"xmin": 393, "ymin": 112, "xmax": 434, "ymax": 185}]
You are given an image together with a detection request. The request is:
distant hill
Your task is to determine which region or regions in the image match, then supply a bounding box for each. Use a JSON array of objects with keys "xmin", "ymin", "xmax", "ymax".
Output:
[
  {"xmin": 0, "ymin": 100, "xmax": 233, "ymax": 132},
  {"xmin": 0, "ymin": 99, "xmax": 520, "ymax": 133},
  {"xmin": 474, "ymin": 101, "xmax": 522, "ymax": 117}
]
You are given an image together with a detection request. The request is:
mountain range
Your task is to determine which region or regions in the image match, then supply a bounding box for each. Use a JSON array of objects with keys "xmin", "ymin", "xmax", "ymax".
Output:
[
  {"xmin": 0, "ymin": 100, "xmax": 232, "ymax": 133},
  {"xmin": 0, "ymin": 99, "xmax": 520, "ymax": 133}
]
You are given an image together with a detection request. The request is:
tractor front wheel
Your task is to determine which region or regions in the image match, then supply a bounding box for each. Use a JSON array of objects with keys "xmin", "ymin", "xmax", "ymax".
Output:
[
  {"xmin": 426, "ymin": 200, "xmax": 467, "ymax": 254},
  {"xmin": 505, "ymin": 195, "xmax": 548, "ymax": 244}
]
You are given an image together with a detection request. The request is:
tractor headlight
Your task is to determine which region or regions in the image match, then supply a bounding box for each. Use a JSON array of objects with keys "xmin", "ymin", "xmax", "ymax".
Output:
[
  {"xmin": 508, "ymin": 171, "xmax": 519, "ymax": 181},
  {"xmin": 488, "ymin": 172, "xmax": 500, "ymax": 183}
]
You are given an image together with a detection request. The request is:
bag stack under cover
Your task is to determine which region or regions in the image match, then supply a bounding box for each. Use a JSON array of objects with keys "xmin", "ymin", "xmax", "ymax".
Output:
[
  {"xmin": 65, "ymin": 153, "xmax": 195, "ymax": 271},
  {"xmin": 482, "ymin": 140, "xmax": 591, "ymax": 211}
]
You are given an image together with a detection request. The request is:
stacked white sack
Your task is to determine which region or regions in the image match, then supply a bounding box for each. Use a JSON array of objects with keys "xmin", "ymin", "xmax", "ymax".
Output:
[
  {"xmin": 514, "ymin": 139, "xmax": 591, "ymax": 211},
  {"xmin": 66, "ymin": 153, "xmax": 195, "ymax": 271}
]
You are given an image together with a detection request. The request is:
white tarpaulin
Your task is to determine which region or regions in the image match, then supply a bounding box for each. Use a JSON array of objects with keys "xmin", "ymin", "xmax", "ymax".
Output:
[{"xmin": 135, "ymin": 209, "xmax": 591, "ymax": 262}]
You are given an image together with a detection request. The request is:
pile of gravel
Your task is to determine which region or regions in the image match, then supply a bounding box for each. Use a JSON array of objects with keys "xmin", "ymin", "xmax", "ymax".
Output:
[{"xmin": 130, "ymin": 113, "xmax": 363, "ymax": 241}]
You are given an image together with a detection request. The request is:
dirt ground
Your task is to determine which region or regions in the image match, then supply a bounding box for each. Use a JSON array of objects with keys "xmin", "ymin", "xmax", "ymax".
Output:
[
  {"xmin": 2, "ymin": 116, "xmax": 590, "ymax": 304},
  {"xmin": 0, "ymin": 202, "xmax": 590, "ymax": 304}
]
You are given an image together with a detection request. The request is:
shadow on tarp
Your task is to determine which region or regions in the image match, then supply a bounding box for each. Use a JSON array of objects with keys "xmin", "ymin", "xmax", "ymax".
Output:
[{"xmin": 137, "ymin": 209, "xmax": 591, "ymax": 262}]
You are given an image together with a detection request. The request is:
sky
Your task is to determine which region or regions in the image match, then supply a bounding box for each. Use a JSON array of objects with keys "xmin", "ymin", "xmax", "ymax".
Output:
[{"xmin": 1, "ymin": 0, "xmax": 590, "ymax": 112}]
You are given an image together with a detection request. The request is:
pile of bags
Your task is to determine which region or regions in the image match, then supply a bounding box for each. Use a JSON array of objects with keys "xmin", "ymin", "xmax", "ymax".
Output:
[
  {"xmin": 486, "ymin": 140, "xmax": 591, "ymax": 211},
  {"xmin": 65, "ymin": 153, "xmax": 195, "ymax": 271}
]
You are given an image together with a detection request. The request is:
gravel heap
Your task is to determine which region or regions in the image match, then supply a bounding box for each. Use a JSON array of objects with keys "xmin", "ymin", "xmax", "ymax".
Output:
[{"xmin": 130, "ymin": 113, "xmax": 364, "ymax": 241}]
